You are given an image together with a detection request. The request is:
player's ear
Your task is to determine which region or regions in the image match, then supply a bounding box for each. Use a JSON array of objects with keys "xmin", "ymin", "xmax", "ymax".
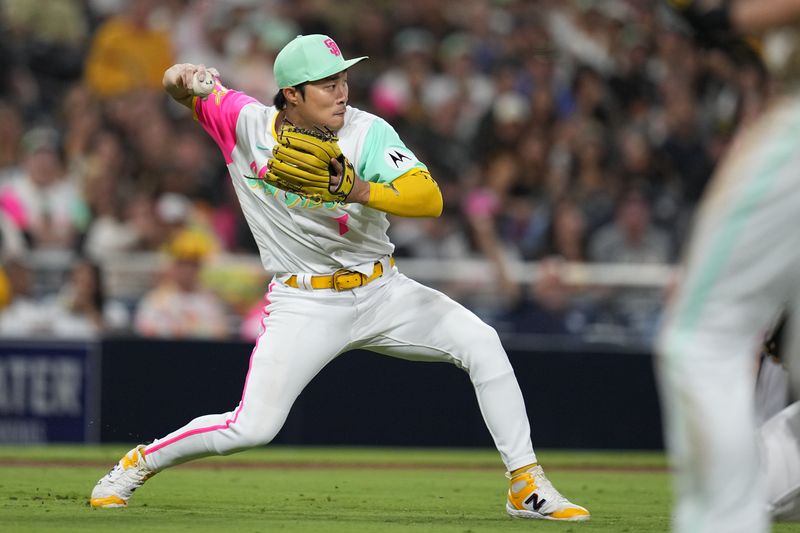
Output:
[
  {"xmin": 284, "ymin": 86, "xmax": 307, "ymax": 107},
  {"xmin": 282, "ymin": 87, "xmax": 297, "ymax": 107}
]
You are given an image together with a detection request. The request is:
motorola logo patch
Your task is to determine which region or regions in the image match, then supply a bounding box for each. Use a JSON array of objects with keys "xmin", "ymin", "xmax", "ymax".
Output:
[{"xmin": 384, "ymin": 148, "xmax": 415, "ymax": 170}]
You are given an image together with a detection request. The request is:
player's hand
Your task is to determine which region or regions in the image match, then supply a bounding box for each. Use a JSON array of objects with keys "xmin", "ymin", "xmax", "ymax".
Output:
[
  {"xmin": 266, "ymin": 126, "xmax": 358, "ymax": 204},
  {"xmin": 330, "ymin": 157, "xmax": 369, "ymax": 204},
  {"xmin": 177, "ymin": 64, "xmax": 219, "ymax": 92},
  {"xmin": 163, "ymin": 63, "xmax": 220, "ymax": 101}
]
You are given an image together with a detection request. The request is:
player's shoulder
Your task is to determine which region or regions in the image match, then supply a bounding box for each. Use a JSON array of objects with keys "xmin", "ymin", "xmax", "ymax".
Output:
[
  {"xmin": 256, "ymin": 102, "xmax": 278, "ymax": 121},
  {"xmin": 343, "ymin": 105, "xmax": 379, "ymax": 124},
  {"xmin": 338, "ymin": 106, "xmax": 396, "ymax": 139},
  {"xmin": 340, "ymin": 106, "xmax": 395, "ymax": 140},
  {"xmin": 237, "ymin": 98, "xmax": 276, "ymax": 127},
  {"xmin": 237, "ymin": 95, "xmax": 273, "ymax": 115}
]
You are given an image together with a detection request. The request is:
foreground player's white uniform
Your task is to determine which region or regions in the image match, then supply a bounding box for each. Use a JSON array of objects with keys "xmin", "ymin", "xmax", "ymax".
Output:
[
  {"xmin": 755, "ymin": 313, "xmax": 800, "ymax": 521},
  {"xmin": 656, "ymin": 21, "xmax": 800, "ymax": 533},
  {"xmin": 141, "ymin": 83, "xmax": 537, "ymax": 472},
  {"xmin": 762, "ymin": 400, "xmax": 800, "ymax": 520}
]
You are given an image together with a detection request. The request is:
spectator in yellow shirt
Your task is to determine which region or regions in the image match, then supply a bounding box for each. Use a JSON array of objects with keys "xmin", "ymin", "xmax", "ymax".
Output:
[{"xmin": 84, "ymin": 0, "xmax": 174, "ymax": 98}]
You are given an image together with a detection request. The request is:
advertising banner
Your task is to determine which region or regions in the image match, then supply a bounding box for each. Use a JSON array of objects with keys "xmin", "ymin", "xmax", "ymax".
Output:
[{"xmin": 0, "ymin": 341, "xmax": 100, "ymax": 443}]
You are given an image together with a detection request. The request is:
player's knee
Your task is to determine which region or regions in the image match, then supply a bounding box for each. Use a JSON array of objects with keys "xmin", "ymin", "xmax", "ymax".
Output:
[
  {"xmin": 457, "ymin": 324, "xmax": 513, "ymax": 377},
  {"xmin": 461, "ymin": 322, "xmax": 502, "ymax": 351},
  {"xmin": 225, "ymin": 423, "xmax": 279, "ymax": 452},
  {"xmin": 223, "ymin": 413, "xmax": 287, "ymax": 452}
]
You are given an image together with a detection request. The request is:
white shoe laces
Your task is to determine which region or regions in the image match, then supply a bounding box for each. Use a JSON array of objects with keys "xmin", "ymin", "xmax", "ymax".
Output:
[
  {"xmin": 528, "ymin": 465, "xmax": 570, "ymax": 506},
  {"xmin": 96, "ymin": 447, "xmax": 154, "ymax": 499}
]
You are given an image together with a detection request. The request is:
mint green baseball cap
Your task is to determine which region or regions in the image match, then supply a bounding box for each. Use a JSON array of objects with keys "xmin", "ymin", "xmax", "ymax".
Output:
[{"xmin": 274, "ymin": 34, "xmax": 368, "ymax": 89}]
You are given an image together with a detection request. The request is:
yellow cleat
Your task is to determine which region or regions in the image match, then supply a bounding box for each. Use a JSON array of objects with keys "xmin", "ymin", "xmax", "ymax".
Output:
[
  {"xmin": 90, "ymin": 445, "xmax": 155, "ymax": 508},
  {"xmin": 506, "ymin": 464, "xmax": 590, "ymax": 521}
]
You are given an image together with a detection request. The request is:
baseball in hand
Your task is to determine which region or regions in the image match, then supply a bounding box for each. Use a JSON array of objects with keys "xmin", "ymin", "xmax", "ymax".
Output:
[{"xmin": 191, "ymin": 71, "xmax": 215, "ymax": 98}]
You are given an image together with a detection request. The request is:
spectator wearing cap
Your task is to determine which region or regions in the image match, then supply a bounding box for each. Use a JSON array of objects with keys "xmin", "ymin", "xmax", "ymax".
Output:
[
  {"xmin": 134, "ymin": 229, "xmax": 228, "ymax": 339},
  {"xmin": 473, "ymin": 91, "xmax": 532, "ymax": 157},
  {"xmin": 156, "ymin": 192, "xmax": 223, "ymax": 256}
]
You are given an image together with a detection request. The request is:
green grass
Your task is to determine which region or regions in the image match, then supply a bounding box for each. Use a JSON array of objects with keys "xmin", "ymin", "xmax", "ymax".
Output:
[{"xmin": 0, "ymin": 446, "xmax": 797, "ymax": 532}]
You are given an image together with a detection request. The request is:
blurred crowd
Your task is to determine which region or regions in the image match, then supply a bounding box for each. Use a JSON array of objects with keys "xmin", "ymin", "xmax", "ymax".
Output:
[{"xmin": 0, "ymin": 0, "xmax": 768, "ymax": 343}]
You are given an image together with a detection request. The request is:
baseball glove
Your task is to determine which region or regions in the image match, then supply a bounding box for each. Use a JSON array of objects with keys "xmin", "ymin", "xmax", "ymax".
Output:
[{"xmin": 266, "ymin": 126, "xmax": 356, "ymax": 203}]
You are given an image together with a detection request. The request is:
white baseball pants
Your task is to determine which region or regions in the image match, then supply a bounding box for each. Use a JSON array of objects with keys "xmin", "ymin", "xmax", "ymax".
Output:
[
  {"xmin": 657, "ymin": 96, "xmax": 800, "ymax": 533},
  {"xmin": 143, "ymin": 266, "xmax": 537, "ymax": 472}
]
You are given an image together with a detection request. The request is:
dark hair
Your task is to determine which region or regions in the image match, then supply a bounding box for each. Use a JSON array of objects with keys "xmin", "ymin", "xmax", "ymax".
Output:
[
  {"xmin": 74, "ymin": 258, "xmax": 105, "ymax": 312},
  {"xmin": 273, "ymin": 83, "xmax": 307, "ymax": 109}
]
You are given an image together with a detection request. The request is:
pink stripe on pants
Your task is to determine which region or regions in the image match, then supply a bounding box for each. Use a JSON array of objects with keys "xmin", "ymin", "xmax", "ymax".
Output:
[{"xmin": 145, "ymin": 282, "xmax": 276, "ymax": 456}]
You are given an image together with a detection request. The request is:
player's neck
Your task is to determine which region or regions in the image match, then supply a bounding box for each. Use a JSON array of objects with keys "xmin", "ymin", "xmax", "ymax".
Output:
[
  {"xmin": 278, "ymin": 110, "xmax": 307, "ymax": 131},
  {"xmin": 278, "ymin": 109, "xmax": 337, "ymax": 134}
]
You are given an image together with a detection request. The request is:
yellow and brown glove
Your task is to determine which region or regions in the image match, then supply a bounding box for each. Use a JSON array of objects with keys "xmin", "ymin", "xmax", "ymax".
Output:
[{"xmin": 266, "ymin": 126, "xmax": 356, "ymax": 203}]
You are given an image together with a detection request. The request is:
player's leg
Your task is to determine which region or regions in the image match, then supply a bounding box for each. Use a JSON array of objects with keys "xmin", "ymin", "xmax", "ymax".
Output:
[
  {"xmin": 353, "ymin": 271, "xmax": 588, "ymax": 521},
  {"xmin": 657, "ymin": 326, "xmax": 768, "ymax": 533},
  {"xmin": 354, "ymin": 272, "xmax": 533, "ymax": 468},
  {"xmin": 656, "ymin": 103, "xmax": 800, "ymax": 533},
  {"xmin": 90, "ymin": 282, "xmax": 353, "ymax": 507}
]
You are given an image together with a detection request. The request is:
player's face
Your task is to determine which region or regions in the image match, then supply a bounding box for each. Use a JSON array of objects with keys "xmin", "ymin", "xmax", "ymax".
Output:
[{"xmin": 295, "ymin": 72, "xmax": 349, "ymax": 131}]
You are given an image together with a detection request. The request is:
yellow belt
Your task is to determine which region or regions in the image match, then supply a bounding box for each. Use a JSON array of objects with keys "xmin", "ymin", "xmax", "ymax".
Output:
[{"xmin": 285, "ymin": 257, "xmax": 395, "ymax": 291}]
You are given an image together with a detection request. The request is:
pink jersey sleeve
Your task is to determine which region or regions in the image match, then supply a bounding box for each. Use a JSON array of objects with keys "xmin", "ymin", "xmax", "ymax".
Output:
[{"xmin": 193, "ymin": 83, "xmax": 257, "ymax": 163}]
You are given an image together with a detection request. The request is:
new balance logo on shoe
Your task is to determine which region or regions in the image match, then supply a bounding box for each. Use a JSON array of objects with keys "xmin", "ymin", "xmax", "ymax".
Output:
[
  {"xmin": 525, "ymin": 492, "xmax": 547, "ymax": 511},
  {"xmin": 506, "ymin": 465, "xmax": 590, "ymax": 521}
]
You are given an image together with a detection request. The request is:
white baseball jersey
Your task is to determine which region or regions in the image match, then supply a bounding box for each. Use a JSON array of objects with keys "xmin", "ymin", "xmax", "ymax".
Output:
[{"xmin": 192, "ymin": 84, "xmax": 426, "ymax": 275}]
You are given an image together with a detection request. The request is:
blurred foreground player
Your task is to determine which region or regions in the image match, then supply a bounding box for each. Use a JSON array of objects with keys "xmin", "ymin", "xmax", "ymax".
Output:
[
  {"xmin": 657, "ymin": 1, "xmax": 800, "ymax": 532},
  {"xmin": 754, "ymin": 312, "xmax": 800, "ymax": 521},
  {"xmin": 89, "ymin": 34, "xmax": 589, "ymax": 521}
]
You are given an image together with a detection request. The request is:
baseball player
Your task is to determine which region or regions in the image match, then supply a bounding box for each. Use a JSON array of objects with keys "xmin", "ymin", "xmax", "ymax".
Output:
[
  {"xmin": 89, "ymin": 34, "xmax": 590, "ymax": 521},
  {"xmin": 657, "ymin": 1, "xmax": 800, "ymax": 532}
]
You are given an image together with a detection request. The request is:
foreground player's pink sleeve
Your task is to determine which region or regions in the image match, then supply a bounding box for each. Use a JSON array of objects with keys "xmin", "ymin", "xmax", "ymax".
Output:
[{"xmin": 192, "ymin": 82, "xmax": 257, "ymax": 163}]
